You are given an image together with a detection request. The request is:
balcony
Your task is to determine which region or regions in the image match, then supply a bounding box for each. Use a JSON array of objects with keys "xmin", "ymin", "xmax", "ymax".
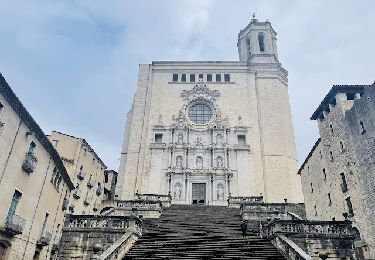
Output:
[
  {"xmin": 22, "ymin": 152, "xmax": 38, "ymax": 173},
  {"xmin": 84, "ymin": 195, "xmax": 92, "ymax": 206},
  {"xmin": 73, "ymin": 189, "xmax": 81, "ymax": 199},
  {"xmin": 37, "ymin": 230, "xmax": 52, "ymax": 247},
  {"xmin": 62, "ymin": 197, "xmax": 69, "ymax": 210},
  {"xmin": 77, "ymin": 171, "xmax": 85, "ymax": 180},
  {"xmin": 233, "ymin": 144, "xmax": 251, "ymax": 151},
  {"xmin": 87, "ymin": 178, "xmax": 95, "ymax": 188},
  {"xmin": 341, "ymin": 183, "xmax": 348, "ymax": 193},
  {"xmin": 2, "ymin": 215, "xmax": 26, "ymax": 236}
]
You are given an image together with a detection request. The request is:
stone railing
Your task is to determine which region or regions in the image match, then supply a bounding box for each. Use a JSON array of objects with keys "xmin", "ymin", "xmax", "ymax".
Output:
[
  {"xmin": 228, "ymin": 196, "xmax": 263, "ymax": 207},
  {"xmin": 266, "ymin": 220, "xmax": 354, "ymax": 237},
  {"xmin": 101, "ymin": 199, "xmax": 164, "ymax": 219},
  {"xmin": 73, "ymin": 189, "xmax": 81, "ymax": 199},
  {"xmin": 22, "ymin": 152, "xmax": 38, "ymax": 173},
  {"xmin": 232, "ymin": 144, "xmax": 251, "ymax": 151},
  {"xmin": 2, "ymin": 214, "xmax": 26, "ymax": 235},
  {"xmin": 58, "ymin": 215, "xmax": 142, "ymax": 260},
  {"xmin": 240, "ymin": 203, "xmax": 306, "ymax": 220},
  {"xmin": 96, "ymin": 231, "xmax": 140, "ymax": 259},
  {"xmin": 273, "ymin": 235, "xmax": 311, "ymax": 260},
  {"xmin": 135, "ymin": 193, "xmax": 172, "ymax": 207},
  {"xmin": 267, "ymin": 220, "xmax": 356, "ymax": 260},
  {"xmin": 149, "ymin": 143, "xmax": 167, "ymax": 149}
]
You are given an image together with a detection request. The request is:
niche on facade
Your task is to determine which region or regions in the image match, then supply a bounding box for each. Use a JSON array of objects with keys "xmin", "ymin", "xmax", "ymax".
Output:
[
  {"xmin": 176, "ymin": 156, "xmax": 183, "ymax": 168},
  {"xmin": 196, "ymin": 156, "xmax": 203, "ymax": 169},
  {"xmin": 177, "ymin": 133, "xmax": 184, "ymax": 144},
  {"xmin": 216, "ymin": 156, "xmax": 224, "ymax": 168},
  {"xmin": 173, "ymin": 182, "xmax": 183, "ymax": 199},
  {"xmin": 216, "ymin": 183, "xmax": 224, "ymax": 200},
  {"xmin": 216, "ymin": 134, "xmax": 223, "ymax": 144}
]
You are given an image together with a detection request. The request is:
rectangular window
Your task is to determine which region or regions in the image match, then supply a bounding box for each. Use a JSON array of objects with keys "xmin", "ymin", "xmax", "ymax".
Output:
[
  {"xmin": 237, "ymin": 135, "xmax": 246, "ymax": 145},
  {"xmin": 155, "ymin": 134, "xmax": 163, "ymax": 143},
  {"xmin": 216, "ymin": 74, "xmax": 221, "ymax": 82},
  {"xmin": 181, "ymin": 74, "xmax": 186, "ymax": 82},
  {"xmin": 328, "ymin": 193, "xmax": 332, "ymax": 206},
  {"xmin": 224, "ymin": 74, "xmax": 230, "ymax": 82},
  {"xmin": 346, "ymin": 93, "xmax": 356, "ymax": 100},
  {"xmin": 199, "ymin": 74, "xmax": 204, "ymax": 80},
  {"xmin": 0, "ymin": 102, "xmax": 3, "ymax": 113},
  {"xmin": 190, "ymin": 74, "xmax": 195, "ymax": 82},
  {"xmin": 172, "ymin": 73, "xmax": 178, "ymax": 82},
  {"xmin": 346, "ymin": 197, "xmax": 354, "ymax": 215},
  {"xmin": 7, "ymin": 190, "xmax": 22, "ymax": 221},
  {"xmin": 52, "ymin": 140, "xmax": 58, "ymax": 147},
  {"xmin": 207, "ymin": 74, "xmax": 212, "ymax": 82},
  {"xmin": 340, "ymin": 173, "xmax": 348, "ymax": 193}
]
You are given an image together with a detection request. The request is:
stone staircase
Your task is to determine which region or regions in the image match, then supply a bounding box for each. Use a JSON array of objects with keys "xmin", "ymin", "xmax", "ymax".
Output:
[{"xmin": 124, "ymin": 205, "xmax": 286, "ymax": 259}]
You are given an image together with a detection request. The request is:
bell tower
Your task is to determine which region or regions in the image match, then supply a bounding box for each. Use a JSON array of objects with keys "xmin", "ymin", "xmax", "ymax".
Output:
[{"xmin": 237, "ymin": 14, "xmax": 278, "ymax": 63}]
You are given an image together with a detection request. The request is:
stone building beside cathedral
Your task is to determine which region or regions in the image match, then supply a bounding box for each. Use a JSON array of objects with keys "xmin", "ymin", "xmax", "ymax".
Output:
[{"xmin": 116, "ymin": 17, "xmax": 304, "ymax": 205}]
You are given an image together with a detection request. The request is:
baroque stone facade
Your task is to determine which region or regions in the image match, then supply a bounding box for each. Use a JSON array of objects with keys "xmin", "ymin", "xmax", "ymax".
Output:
[
  {"xmin": 116, "ymin": 18, "xmax": 304, "ymax": 205},
  {"xmin": 0, "ymin": 74, "xmax": 74, "ymax": 260},
  {"xmin": 299, "ymin": 83, "xmax": 375, "ymax": 259}
]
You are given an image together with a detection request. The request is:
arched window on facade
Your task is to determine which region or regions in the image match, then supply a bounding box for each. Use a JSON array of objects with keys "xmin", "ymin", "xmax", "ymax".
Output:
[
  {"xmin": 258, "ymin": 33, "xmax": 265, "ymax": 52},
  {"xmin": 196, "ymin": 156, "xmax": 203, "ymax": 169}
]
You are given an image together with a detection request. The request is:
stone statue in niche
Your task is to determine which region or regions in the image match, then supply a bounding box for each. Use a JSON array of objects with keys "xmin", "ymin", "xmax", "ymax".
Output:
[
  {"xmin": 217, "ymin": 183, "xmax": 224, "ymax": 200},
  {"xmin": 178, "ymin": 133, "xmax": 183, "ymax": 144},
  {"xmin": 174, "ymin": 183, "xmax": 182, "ymax": 199},
  {"xmin": 196, "ymin": 156, "xmax": 203, "ymax": 169},
  {"xmin": 216, "ymin": 156, "xmax": 224, "ymax": 168},
  {"xmin": 196, "ymin": 136, "xmax": 202, "ymax": 145},
  {"xmin": 216, "ymin": 134, "xmax": 223, "ymax": 144},
  {"xmin": 176, "ymin": 156, "xmax": 182, "ymax": 168}
]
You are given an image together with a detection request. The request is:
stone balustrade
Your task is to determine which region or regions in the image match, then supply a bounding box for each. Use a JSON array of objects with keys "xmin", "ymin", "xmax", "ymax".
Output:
[
  {"xmin": 267, "ymin": 220, "xmax": 354, "ymax": 237},
  {"xmin": 240, "ymin": 202, "xmax": 306, "ymax": 220},
  {"xmin": 22, "ymin": 151, "xmax": 38, "ymax": 173},
  {"xmin": 101, "ymin": 199, "xmax": 164, "ymax": 219},
  {"xmin": 228, "ymin": 196, "xmax": 263, "ymax": 208},
  {"xmin": 267, "ymin": 220, "xmax": 356, "ymax": 259},
  {"xmin": 136, "ymin": 193, "xmax": 172, "ymax": 208},
  {"xmin": 57, "ymin": 215, "xmax": 142, "ymax": 260}
]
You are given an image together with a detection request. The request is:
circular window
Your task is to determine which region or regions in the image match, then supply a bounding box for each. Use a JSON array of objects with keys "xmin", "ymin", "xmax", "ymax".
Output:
[{"xmin": 188, "ymin": 102, "xmax": 213, "ymax": 124}]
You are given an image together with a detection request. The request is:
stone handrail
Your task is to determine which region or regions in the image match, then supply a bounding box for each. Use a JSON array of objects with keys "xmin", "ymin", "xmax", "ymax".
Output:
[
  {"xmin": 63, "ymin": 215, "xmax": 141, "ymax": 232},
  {"xmin": 229, "ymin": 196, "xmax": 263, "ymax": 203},
  {"xmin": 101, "ymin": 199, "xmax": 163, "ymax": 212},
  {"xmin": 267, "ymin": 220, "xmax": 355, "ymax": 237},
  {"xmin": 273, "ymin": 235, "xmax": 311, "ymax": 260},
  {"xmin": 240, "ymin": 203, "xmax": 306, "ymax": 220},
  {"xmin": 136, "ymin": 193, "xmax": 171, "ymax": 202},
  {"xmin": 97, "ymin": 231, "xmax": 141, "ymax": 259}
]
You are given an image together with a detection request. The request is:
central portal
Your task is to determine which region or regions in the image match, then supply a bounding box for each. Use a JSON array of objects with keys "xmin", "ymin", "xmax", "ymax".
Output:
[{"xmin": 192, "ymin": 183, "xmax": 206, "ymax": 205}]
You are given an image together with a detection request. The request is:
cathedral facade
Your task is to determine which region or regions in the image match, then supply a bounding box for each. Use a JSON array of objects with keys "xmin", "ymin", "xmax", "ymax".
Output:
[{"xmin": 116, "ymin": 18, "xmax": 304, "ymax": 205}]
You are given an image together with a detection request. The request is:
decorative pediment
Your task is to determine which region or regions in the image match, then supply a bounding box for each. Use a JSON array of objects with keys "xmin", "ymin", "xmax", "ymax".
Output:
[{"xmin": 181, "ymin": 80, "xmax": 220, "ymax": 102}]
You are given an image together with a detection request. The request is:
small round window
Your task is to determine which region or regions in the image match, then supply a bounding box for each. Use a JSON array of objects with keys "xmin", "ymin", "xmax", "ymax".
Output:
[{"xmin": 188, "ymin": 102, "xmax": 213, "ymax": 124}]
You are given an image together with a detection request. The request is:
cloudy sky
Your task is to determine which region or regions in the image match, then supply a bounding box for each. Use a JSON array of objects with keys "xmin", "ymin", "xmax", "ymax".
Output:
[{"xmin": 0, "ymin": 0, "xmax": 374, "ymax": 170}]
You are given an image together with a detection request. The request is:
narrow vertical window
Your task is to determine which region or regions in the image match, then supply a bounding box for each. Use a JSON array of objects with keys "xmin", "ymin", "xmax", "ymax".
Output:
[
  {"xmin": 207, "ymin": 74, "xmax": 212, "ymax": 82},
  {"xmin": 314, "ymin": 205, "xmax": 318, "ymax": 216},
  {"xmin": 330, "ymin": 151, "xmax": 334, "ymax": 161},
  {"xmin": 190, "ymin": 74, "xmax": 195, "ymax": 82},
  {"xmin": 7, "ymin": 190, "xmax": 22, "ymax": 223},
  {"xmin": 360, "ymin": 121, "xmax": 366, "ymax": 134},
  {"xmin": 323, "ymin": 168, "xmax": 326, "ymax": 180},
  {"xmin": 340, "ymin": 173, "xmax": 348, "ymax": 192},
  {"xmin": 28, "ymin": 142, "xmax": 36, "ymax": 153},
  {"xmin": 199, "ymin": 74, "xmax": 204, "ymax": 80},
  {"xmin": 237, "ymin": 135, "xmax": 246, "ymax": 145},
  {"xmin": 172, "ymin": 73, "xmax": 178, "ymax": 82},
  {"xmin": 0, "ymin": 102, "xmax": 3, "ymax": 113},
  {"xmin": 246, "ymin": 38, "xmax": 251, "ymax": 50},
  {"xmin": 329, "ymin": 124, "xmax": 333, "ymax": 133},
  {"xmin": 181, "ymin": 74, "xmax": 186, "ymax": 82},
  {"xmin": 346, "ymin": 197, "xmax": 354, "ymax": 215},
  {"xmin": 310, "ymin": 183, "xmax": 313, "ymax": 193},
  {"xmin": 224, "ymin": 74, "xmax": 230, "ymax": 82},
  {"xmin": 216, "ymin": 74, "xmax": 221, "ymax": 82},
  {"xmin": 340, "ymin": 141, "xmax": 345, "ymax": 152},
  {"xmin": 328, "ymin": 193, "xmax": 332, "ymax": 206},
  {"xmin": 258, "ymin": 33, "xmax": 265, "ymax": 52}
]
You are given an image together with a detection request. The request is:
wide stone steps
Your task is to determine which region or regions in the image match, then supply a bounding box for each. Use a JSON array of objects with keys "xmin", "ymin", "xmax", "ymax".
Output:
[{"xmin": 124, "ymin": 205, "xmax": 285, "ymax": 259}]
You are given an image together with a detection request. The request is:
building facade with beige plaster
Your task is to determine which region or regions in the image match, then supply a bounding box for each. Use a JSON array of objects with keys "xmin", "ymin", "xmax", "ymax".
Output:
[
  {"xmin": 48, "ymin": 131, "xmax": 110, "ymax": 215},
  {"xmin": 0, "ymin": 74, "xmax": 74, "ymax": 260},
  {"xmin": 116, "ymin": 18, "xmax": 304, "ymax": 205},
  {"xmin": 299, "ymin": 84, "xmax": 375, "ymax": 259}
]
